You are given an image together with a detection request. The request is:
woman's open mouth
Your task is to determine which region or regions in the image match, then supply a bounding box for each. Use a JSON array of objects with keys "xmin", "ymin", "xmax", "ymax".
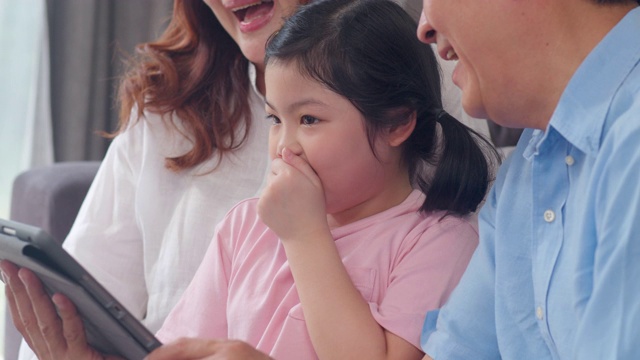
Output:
[{"xmin": 232, "ymin": 0, "xmax": 275, "ymax": 31}]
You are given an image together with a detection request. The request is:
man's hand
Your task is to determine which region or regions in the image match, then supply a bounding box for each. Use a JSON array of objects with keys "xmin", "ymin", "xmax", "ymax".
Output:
[{"xmin": 146, "ymin": 338, "xmax": 274, "ymax": 360}]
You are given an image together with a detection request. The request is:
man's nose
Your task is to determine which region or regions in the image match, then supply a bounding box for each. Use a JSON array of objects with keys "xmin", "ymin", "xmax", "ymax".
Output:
[{"xmin": 417, "ymin": 11, "xmax": 437, "ymax": 45}]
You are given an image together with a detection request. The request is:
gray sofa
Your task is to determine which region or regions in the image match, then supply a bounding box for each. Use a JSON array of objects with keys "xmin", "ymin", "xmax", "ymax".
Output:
[{"xmin": 4, "ymin": 161, "xmax": 101, "ymax": 360}]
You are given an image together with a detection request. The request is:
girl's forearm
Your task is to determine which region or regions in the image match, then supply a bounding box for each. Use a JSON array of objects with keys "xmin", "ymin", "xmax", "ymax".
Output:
[{"xmin": 281, "ymin": 231, "xmax": 391, "ymax": 360}]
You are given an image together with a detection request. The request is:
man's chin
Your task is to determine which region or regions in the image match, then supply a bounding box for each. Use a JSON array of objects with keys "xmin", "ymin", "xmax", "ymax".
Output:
[{"xmin": 461, "ymin": 97, "xmax": 489, "ymax": 120}]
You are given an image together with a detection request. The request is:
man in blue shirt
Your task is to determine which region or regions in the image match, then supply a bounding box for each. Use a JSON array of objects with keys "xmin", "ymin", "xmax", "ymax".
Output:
[{"xmin": 416, "ymin": 0, "xmax": 640, "ymax": 359}]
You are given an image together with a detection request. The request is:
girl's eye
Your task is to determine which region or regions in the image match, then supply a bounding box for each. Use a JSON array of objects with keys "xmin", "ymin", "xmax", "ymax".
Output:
[
  {"xmin": 301, "ymin": 115, "xmax": 319, "ymax": 126},
  {"xmin": 266, "ymin": 114, "xmax": 281, "ymax": 125}
]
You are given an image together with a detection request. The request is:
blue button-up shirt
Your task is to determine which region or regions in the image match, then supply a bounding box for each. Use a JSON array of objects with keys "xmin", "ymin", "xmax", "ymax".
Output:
[{"xmin": 422, "ymin": 7, "xmax": 640, "ymax": 360}]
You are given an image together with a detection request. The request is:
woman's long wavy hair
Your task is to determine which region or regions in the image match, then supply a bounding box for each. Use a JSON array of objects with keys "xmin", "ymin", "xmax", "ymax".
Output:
[{"xmin": 115, "ymin": 0, "xmax": 251, "ymax": 171}]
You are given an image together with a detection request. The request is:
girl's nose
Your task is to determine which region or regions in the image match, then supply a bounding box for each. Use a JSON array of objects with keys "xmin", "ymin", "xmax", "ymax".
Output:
[
  {"xmin": 417, "ymin": 11, "xmax": 437, "ymax": 45},
  {"xmin": 276, "ymin": 130, "xmax": 303, "ymax": 158}
]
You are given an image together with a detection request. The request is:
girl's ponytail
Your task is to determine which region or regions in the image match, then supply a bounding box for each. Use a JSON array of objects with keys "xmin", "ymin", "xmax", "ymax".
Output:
[
  {"xmin": 263, "ymin": 0, "xmax": 501, "ymax": 217},
  {"xmin": 416, "ymin": 110, "xmax": 501, "ymax": 216}
]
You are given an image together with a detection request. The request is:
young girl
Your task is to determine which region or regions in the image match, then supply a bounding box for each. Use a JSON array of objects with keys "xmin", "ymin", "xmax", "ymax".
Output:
[{"xmin": 153, "ymin": 0, "xmax": 499, "ymax": 359}]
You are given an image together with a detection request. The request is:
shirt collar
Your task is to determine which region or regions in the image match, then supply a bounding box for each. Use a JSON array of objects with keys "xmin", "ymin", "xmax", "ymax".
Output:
[
  {"xmin": 523, "ymin": 129, "xmax": 545, "ymax": 161},
  {"xmin": 547, "ymin": 7, "xmax": 640, "ymax": 155},
  {"xmin": 248, "ymin": 62, "xmax": 265, "ymax": 101}
]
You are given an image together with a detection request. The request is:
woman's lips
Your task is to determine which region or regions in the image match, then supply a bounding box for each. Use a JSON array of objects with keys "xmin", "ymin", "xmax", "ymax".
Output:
[{"xmin": 233, "ymin": 0, "xmax": 275, "ymax": 32}]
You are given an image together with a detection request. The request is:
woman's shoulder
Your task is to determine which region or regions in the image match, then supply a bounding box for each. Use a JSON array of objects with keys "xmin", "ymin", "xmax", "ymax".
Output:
[{"xmin": 113, "ymin": 108, "xmax": 199, "ymax": 158}]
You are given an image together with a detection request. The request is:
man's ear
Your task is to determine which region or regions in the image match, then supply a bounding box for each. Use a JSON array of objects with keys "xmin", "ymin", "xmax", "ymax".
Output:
[{"xmin": 387, "ymin": 111, "xmax": 417, "ymax": 147}]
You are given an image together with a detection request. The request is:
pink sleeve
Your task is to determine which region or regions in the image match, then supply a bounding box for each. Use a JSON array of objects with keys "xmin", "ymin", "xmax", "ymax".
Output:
[
  {"xmin": 155, "ymin": 216, "xmax": 234, "ymax": 343},
  {"xmin": 370, "ymin": 217, "xmax": 479, "ymax": 349}
]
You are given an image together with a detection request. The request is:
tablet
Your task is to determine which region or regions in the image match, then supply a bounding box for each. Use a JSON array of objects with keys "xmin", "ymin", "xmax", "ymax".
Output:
[{"xmin": 0, "ymin": 218, "xmax": 162, "ymax": 360}]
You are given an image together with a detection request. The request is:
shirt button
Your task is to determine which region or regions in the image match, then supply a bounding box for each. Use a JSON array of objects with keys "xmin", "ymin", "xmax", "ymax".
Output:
[
  {"xmin": 536, "ymin": 306, "xmax": 544, "ymax": 320},
  {"xmin": 544, "ymin": 210, "xmax": 555, "ymax": 223},
  {"xmin": 565, "ymin": 155, "xmax": 575, "ymax": 166}
]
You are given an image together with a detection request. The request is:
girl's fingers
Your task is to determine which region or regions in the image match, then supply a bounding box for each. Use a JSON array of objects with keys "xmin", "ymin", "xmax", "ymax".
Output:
[{"xmin": 280, "ymin": 148, "xmax": 322, "ymax": 187}]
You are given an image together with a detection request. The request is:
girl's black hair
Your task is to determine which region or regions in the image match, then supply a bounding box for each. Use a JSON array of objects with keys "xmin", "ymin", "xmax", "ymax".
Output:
[{"xmin": 265, "ymin": 0, "xmax": 501, "ymax": 216}]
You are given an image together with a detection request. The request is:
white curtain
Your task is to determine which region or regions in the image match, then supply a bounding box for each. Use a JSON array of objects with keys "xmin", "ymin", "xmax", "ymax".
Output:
[
  {"xmin": 0, "ymin": 0, "xmax": 53, "ymax": 219},
  {"xmin": 0, "ymin": 0, "xmax": 53, "ymax": 354}
]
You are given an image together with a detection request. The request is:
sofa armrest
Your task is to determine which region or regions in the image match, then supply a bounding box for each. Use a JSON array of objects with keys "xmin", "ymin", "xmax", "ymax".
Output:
[
  {"xmin": 4, "ymin": 161, "xmax": 100, "ymax": 360},
  {"xmin": 10, "ymin": 161, "xmax": 101, "ymax": 242}
]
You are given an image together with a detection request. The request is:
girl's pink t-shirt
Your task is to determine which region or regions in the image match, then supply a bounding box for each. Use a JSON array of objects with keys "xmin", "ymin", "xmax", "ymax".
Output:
[{"xmin": 157, "ymin": 190, "xmax": 478, "ymax": 359}]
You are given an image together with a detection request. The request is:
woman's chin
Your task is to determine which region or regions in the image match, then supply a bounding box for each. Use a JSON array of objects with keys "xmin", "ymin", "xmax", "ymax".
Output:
[{"xmin": 240, "ymin": 40, "xmax": 268, "ymax": 67}]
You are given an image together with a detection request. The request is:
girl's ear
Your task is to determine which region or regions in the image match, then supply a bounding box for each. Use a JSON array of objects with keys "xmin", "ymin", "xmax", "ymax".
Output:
[{"xmin": 387, "ymin": 111, "xmax": 417, "ymax": 147}]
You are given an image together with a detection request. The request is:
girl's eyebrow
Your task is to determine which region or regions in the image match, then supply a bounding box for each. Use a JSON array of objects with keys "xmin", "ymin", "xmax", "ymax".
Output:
[{"xmin": 264, "ymin": 98, "xmax": 328, "ymax": 112}]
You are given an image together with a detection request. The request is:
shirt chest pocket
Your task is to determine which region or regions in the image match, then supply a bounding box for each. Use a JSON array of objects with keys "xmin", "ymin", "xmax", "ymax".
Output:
[{"xmin": 288, "ymin": 267, "xmax": 377, "ymax": 320}]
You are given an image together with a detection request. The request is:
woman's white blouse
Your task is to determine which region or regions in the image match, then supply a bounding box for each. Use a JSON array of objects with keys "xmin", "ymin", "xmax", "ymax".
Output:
[{"xmin": 64, "ymin": 87, "xmax": 270, "ymax": 334}]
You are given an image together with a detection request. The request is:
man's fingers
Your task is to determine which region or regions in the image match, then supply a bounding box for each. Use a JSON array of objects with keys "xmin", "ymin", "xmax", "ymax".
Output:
[
  {"xmin": 146, "ymin": 337, "xmax": 224, "ymax": 360},
  {"xmin": 147, "ymin": 338, "xmax": 274, "ymax": 360}
]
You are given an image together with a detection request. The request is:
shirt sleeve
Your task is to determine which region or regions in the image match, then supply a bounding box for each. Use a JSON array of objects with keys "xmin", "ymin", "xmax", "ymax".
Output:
[
  {"xmin": 422, "ymin": 184, "xmax": 502, "ymax": 359},
  {"xmin": 573, "ymin": 120, "xmax": 640, "ymax": 359},
  {"xmin": 62, "ymin": 120, "xmax": 147, "ymax": 319},
  {"xmin": 370, "ymin": 216, "xmax": 479, "ymax": 350}
]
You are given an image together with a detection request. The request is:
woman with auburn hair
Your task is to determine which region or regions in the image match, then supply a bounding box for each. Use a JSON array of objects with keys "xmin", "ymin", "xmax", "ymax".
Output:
[{"xmin": 10, "ymin": 0, "xmax": 300, "ymax": 358}]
